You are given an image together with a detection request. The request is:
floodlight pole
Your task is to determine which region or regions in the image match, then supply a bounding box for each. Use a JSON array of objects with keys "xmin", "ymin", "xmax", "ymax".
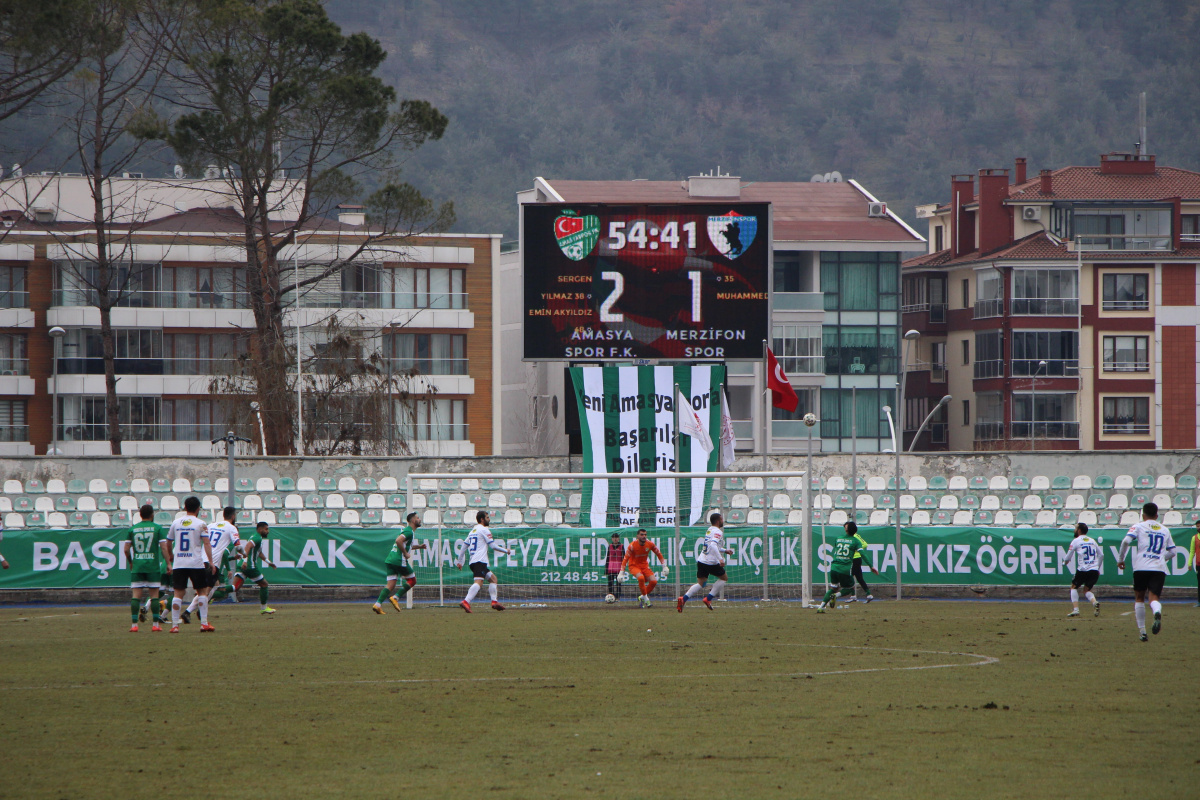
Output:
[
  {"xmin": 1031, "ymin": 360, "xmax": 1047, "ymax": 452},
  {"xmin": 48, "ymin": 326, "xmax": 65, "ymax": 456},
  {"xmin": 673, "ymin": 382, "xmax": 682, "ymax": 600},
  {"xmin": 212, "ymin": 430, "xmax": 252, "ymax": 508},
  {"xmin": 896, "ymin": 329, "xmax": 920, "ymax": 601},
  {"xmin": 802, "ymin": 420, "xmax": 814, "ymax": 606}
]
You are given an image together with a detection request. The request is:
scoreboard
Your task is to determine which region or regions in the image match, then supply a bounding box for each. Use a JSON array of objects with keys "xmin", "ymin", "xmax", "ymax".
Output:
[{"xmin": 522, "ymin": 203, "xmax": 770, "ymax": 360}]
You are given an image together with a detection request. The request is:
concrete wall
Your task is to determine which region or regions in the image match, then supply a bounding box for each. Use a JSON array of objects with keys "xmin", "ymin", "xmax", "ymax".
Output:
[{"xmin": 5, "ymin": 450, "xmax": 1200, "ymax": 488}]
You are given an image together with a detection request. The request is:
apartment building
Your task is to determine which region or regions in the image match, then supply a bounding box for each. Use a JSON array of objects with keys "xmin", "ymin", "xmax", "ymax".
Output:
[
  {"xmin": 0, "ymin": 174, "xmax": 498, "ymax": 457},
  {"xmin": 499, "ymin": 174, "xmax": 926, "ymax": 456},
  {"xmin": 903, "ymin": 153, "xmax": 1200, "ymax": 451}
]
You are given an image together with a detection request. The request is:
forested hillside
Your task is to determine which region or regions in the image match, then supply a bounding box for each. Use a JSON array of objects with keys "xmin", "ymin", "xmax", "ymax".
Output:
[{"xmin": 8, "ymin": 0, "xmax": 1200, "ymax": 238}]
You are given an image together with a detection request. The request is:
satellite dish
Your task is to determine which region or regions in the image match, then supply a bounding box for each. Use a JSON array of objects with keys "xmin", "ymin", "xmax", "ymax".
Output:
[
  {"xmin": 12, "ymin": 163, "xmax": 22, "ymax": 178},
  {"xmin": 810, "ymin": 174, "xmax": 825, "ymax": 183},
  {"xmin": 829, "ymin": 171, "xmax": 843, "ymax": 183},
  {"xmin": 204, "ymin": 164, "xmax": 219, "ymax": 179},
  {"xmin": 173, "ymin": 164, "xmax": 185, "ymax": 179}
]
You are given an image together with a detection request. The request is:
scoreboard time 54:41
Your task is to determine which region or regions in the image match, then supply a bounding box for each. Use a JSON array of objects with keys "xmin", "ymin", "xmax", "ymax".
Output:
[{"xmin": 522, "ymin": 202, "xmax": 770, "ymax": 360}]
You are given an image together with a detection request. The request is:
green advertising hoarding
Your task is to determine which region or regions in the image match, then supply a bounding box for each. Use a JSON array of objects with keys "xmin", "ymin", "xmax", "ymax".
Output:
[{"xmin": 0, "ymin": 526, "xmax": 1193, "ymax": 590}]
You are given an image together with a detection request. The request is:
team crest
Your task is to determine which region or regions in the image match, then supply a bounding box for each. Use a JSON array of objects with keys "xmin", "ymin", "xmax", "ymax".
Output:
[
  {"xmin": 706, "ymin": 211, "xmax": 757, "ymax": 259},
  {"xmin": 554, "ymin": 211, "xmax": 600, "ymax": 261}
]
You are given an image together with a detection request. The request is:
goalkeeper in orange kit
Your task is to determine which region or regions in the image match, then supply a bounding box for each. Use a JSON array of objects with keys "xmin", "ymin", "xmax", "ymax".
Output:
[{"xmin": 621, "ymin": 528, "xmax": 669, "ymax": 608}]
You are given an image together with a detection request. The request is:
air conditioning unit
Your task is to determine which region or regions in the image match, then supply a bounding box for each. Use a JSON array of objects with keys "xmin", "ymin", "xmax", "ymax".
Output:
[
  {"xmin": 867, "ymin": 201, "xmax": 887, "ymax": 217},
  {"xmin": 1022, "ymin": 206, "xmax": 1042, "ymax": 221}
]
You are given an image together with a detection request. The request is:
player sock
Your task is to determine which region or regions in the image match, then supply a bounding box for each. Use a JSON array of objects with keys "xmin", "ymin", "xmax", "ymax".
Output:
[
  {"xmin": 821, "ymin": 586, "xmax": 837, "ymax": 605},
  {"xmin": 488, "ymin": 583, "xmax": 498, "ymax": 602},
  {"xmin": 1134, "ymin": 602, "xmax": 1146, "ymax": 633},
  {"xmin": 465, "ymin": 583, "xmax": 481, "ymax": 603},
  {"xmin": 706, "ymin": 579, "xmax": 727, "ymax": 601},
  {"xmin": 171, "ymin": 598, "xmax": 182, "ymax": 625},
  {"xmin": 1149, "ymin": 600, "xmax": 1162, "ymax": 615},
  {"xmin": 1070, "ymin": 588, "xmax": 1079, "ymax": 607},
  {"xmin": 197, "ymin": 595, "xmax": 209, "ymax": 625},
  {"xmin": 259, "ymin": 587, "xmax": 269, "ymax": 608},
  {"xmin": 187, "ymin": 595, "xmax": 200, "ymax": 614},
  {"xmin": 1085, "ymin": 591, "xmax": 1097, "ymax": 604},
  {"xmin": 130, "ymin": 598, "xmax": 140, "ymax": 623},
  {"xmin": 377, "ymin": 588, "xmax": 391, "ymax": 604},
  {"xmin": 684, "ymin": 583, "xmax": 703, "ymax": 599},
  {"xmin": 151, "ymin": 597, "xmax": 161, "ymax": 622}
]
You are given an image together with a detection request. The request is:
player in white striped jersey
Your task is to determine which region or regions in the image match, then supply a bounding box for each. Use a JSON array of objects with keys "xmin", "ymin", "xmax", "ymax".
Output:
[
  {"xmin": 677, "ymin": 512, "xmax": 733, "ymax": 612},
  {"xmin": 1061, "ymin": 522, "xmax": 1102, "ymax": 617},
  {"xmin": 183, "ymin": 506, "xmax": 240, "ymax": 623},
  {"xmin": 1117, "ymin": 502, "xmax": 1184, "ymax": 641},
  {"xmin": 454, "ymin": 510, "xmax": 511, "ymax": 612},
  {"xmin": 166, "ymin": 496, "xmax": 214, "ymax": 633}
]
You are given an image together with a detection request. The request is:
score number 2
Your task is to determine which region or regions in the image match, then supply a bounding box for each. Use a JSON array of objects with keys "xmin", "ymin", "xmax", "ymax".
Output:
[{"xmin": 598, "ymin": 270, "xmax": 702, "ymax": 323}]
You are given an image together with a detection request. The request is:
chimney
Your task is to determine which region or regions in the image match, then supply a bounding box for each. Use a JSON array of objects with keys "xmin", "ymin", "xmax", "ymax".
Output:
[
  {"xmin": 1014, "ymin": 157, "xmax": 1027, "ymax": 185},
  {"xmin": 337, "ymin": 203, "xmax": 365, "ymax": 226},
  {"xmin": 1039, "ymin": 169, "xmax": 1053, "ymax": 195},
  {"xmin": 951, "ymin": 174, "xmax": 975, "ymax": 257},
  {"xmin": 1099, "ymin": 152, "xmax": 1156, "ymax": 175},
  {"xmin": 977, "ymin": 168, "xmax": 1012, "ymax": 255}
]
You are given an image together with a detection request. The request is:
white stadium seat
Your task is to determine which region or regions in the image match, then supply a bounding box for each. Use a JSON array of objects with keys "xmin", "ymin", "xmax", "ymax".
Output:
[
  {"xmin": 772, "ymin": 494, "xmax": 791, "ymax": 509},
  {"xmin": 866, "ymin": 476, "xmax": 887, "ymax": 492},
  {"xmin": 989, "ymin": 476, "xmax": 1009, "ymax": 491},
  {"xmin": 1035, "ymin": 510, "xmax": 1057, "ymax": 526},
  {"xmin": 1022, "ymin": 496, "xmax": 1042, "ymax": 510},
  {"xmin": 1152, "ymin": 494, "xmax": 1171, "ymax": 509},
  {"xmin": 173, "ymin": 478, "xmax": 192, "ymax": 493},
  {"xmin": 1030, "ymin": 476, "xmax": 1050, "ymax": 491},
  {"xmin": 856, "ymin": 495, "xmax": 874, "ymax": 509},
  {"xmin": 48, "ymin": 512, "xmax": 67, "ymax": 528},
  {"xmin": 297, "ymin": 477, "xmax": 317, "ymax": 492},
  {"xmin": 910, "ymin": 510, "xmax": 930, "ymax": 525},
  {"xmin": 1108, "ymin": 495, "xmax": 1128, "ymax": 510},
  {"xmin": 488, "ymin": 493, "xmax": 506, "ymax": 508},
  {"xmin": 161, "ymin": 496, "xmax": 180, "ymax": 511},
  {"xmin": 448, "ymin": 493, "xmax": 467, "ymax": 508},
  {"xmin": 243, "ymin": 495, "xmax": 262, "ymax": 510},
  {"xmin": 46, "ymin": 479, "xmax": 66, "ymax": 494},
  {"xmin": 119, "ymin": 496, "xmax": 138, "ymax": 511},
  {"xmin": 299, "ymin": 510, "xmax": 319, "ymax": 526},
  {"xmin": 35, "ymin": 497, "xmax": 53, "ymax": 512},
  {"xmin": 1072, "ymin": 475, "xmax": 1092, "ymax": 490},
  {"xmin": 1077, "ymin": 511, "xmax": 1098, "ymax": 525},
  {"xmin": 1065, "ymin": 494, "xmax": 1085, "ymax": 509},
  {"xmin": 367, "ymin": 494, "xmax": 385, "ymax": 509},
  {"xmin": 746, "ymin": 477, "xmax": 764, "ymax": 491},
  {"xmin": 981, "ymin": 495, "xmax": 1000, "ymax": 510},
  {"xmin": 787, "ymin": 510, "xmax": 804, "ymax": 525},
  {"xmin": 462, "ymin": 478, "xmax": 481, "ymax": 490},
  {"xmin": 1163, "ymin": 510, "xmax": 1183, "ymax": 525},
  {"xmin": 131, "ymin": 479, "xmax": 150, "ymax": 493},
  {"xmin": 994, "ymin": 511, "xmax": 1014, "ymax": 525},
  {"xmin": 501, "ymin": 479, "xmax": 520, "ymax": 490},
  {"xmin": 382, "ymin": 509, "xmax": 402, "ymax": 525},
  {"xmin": 1119, "ymin": 511, "xmax": 1140, "ymax": 526},
  {"xmin": 77, "ymin": 497, "xmax": 96, "ymax": 512},
  {"xmin": 422, "ymin": 510, "xmax": 440, "ymax": 525},
  {"xmin": 5, "ymin": 512, "xmax": 24, "ymax": 528},
  {"xmin": 325, "ymin": 494, "xmax": 346, "ymax": 510},
  {"xmin": 338, "ymin": 477, "xmax": 357, "ymax": 492},
  {"xmin": 91, "ymin": 512, "xmax": 110, "ymax": 527},
  {"xmin": 1155, "ymin": 475, "xmax": 1175, "ymax": 490},
  {"xmin": 908, "ymin": 476, "xmax": 928, "ymax": 491},
  {"xmin": 503, "ymin": 509, "xmax": 522, "ymax": 525},
  {"xmin": 747, "ymin": 510, "xmax": 764, "ymax": 525},
  {"xmin": 1114, "ymin": 475, "xmax": 1134, "ymax": 490},
  {"xmin": 379, "ymin": 477, "xmax": 399, "ymax": 492},
  {"xmin": 88, "ymin": 479, "xmax": 107, "ymax": 494},
  {"xmin": 340, "ymin": 510, "xmax": 359, "ymax": 525},
  {"xmin": 786, "ymin": 476, "xmax": 806, "ymax": 491},
  {"xmin": 899, "ymin": 494, "xmax": 916, "ymax": 510},
  {"xmin": 870, "ymin": 510, "xmax": 891, "ymax": 525},
  {"xmin": 828, "ymin": 510, "xmax": 848, "ymax": 525},
  {"xmin": 214, "ymin": 478, "xmax": 229, "ymax": 493},
  {"xmin": 826, "ymin": 477, "xmax": 846, "ymax": 492},
  {"xmin": 256, "ymin": 477, "xmax": 275, "ymax": 492},
  {"xmin": 0, "ymin": 498, "xmax": 10, "ymax": 512},
  {"xmin": 257, "ymin": 510, "xmax": 276, "ymax": 525},
  {"xmin": 953, "ymin": 510, "xmax": 973, "ymax": 525},
  {"xmin": 948, "ymin": 476, "xmax": 968, "ymax": 491},
  {"xmin": 939, "ymin": 496, "xmax": 958, "ymax": 510},
  {"xmin": 285, "ymin": 494, "xmax": 304, "ymax": 509}
]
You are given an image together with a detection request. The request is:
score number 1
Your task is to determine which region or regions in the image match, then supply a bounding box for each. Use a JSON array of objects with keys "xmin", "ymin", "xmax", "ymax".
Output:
[{"xmin": 599, "ymin": 270, "xmax": 702, "ymax": 323}]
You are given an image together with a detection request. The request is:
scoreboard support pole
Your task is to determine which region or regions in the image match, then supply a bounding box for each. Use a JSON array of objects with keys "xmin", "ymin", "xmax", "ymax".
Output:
[
  {"xmin": 761, "ymin": 341, "xmax": 770, "ymax": 601},
  {"xmin": 672, "ymin": 382, "xmax": 682, "ymax": 602}
]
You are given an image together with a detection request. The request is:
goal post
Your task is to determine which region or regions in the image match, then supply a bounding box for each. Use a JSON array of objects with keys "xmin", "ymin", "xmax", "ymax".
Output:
[{"xmin": 402, "ymin": 470, "xmax": 812, "ymax": 607}]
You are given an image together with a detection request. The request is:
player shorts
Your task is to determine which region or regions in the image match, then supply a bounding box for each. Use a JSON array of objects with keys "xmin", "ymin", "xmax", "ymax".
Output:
[
  {"xmin": 830, "ymin": 569, "xmax": 854, "ymax": 589},
  {"xmin": 696, "ymin": 562, "xmax": 726, "ymax": 580},
  {"xmin": 203, "ymin": 567, "xmax": 220, "ymax": 588},
  {"xmin": 1072, "ymin": 569, "xmax": 1100, "ymax": 589},
  {"xmin": 237, "ymin": 567, "xmax": 265, "ymax": 583},
  {"xmin": 386, "ymin": 562, "xmax": 414, "ymax": 581},
  {"xmin": 469, "ymin": 562, "xmax": 492, "ymax": 580},
  {"xmin": 628, "ymin": 564, "xmax": 654, "ymax": 581},
  {"xmin": 130, "ymin": 571, "xmax": 160, "ymax": 589},
  {"xmin": 172, "ymin": 567, "xmax": 209, "ymax": 591},
  {"xmin": 1132, "ymin": 570, "xmax": 1166, "ymax": 595}
]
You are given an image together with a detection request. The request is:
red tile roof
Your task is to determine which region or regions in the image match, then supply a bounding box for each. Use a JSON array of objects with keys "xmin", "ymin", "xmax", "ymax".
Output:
[
  {"xmin": 1006, "ymin": 165, "xmax": 1200, "ymax": 202},
  {"xmin": 903, "ymin": 231, "xmax": 1198, "ymax": 270},
  {"xmin": 544, "ymin": 179, "xmax": 923, "ymax": 244}
]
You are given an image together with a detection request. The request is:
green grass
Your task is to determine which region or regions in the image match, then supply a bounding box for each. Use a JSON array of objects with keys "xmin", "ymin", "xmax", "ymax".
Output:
[{"xmin": 1, "ymin": 599, "xmax": 1197, "ymax": 799}]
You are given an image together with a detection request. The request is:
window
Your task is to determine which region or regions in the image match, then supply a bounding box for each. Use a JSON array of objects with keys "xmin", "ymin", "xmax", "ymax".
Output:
[
  {"xmin": 58, "ymin": 396, "xmax": 162, "ymax": 441},
  {"xmin": 961, "ymin": 278, "xmax": 970, "ymax": 309},
  {"xmin": 974, "ymin": 332, "xmax": 1003, "ymax": 378},
  {"xmin": 1102, "ymin": 397, "xmax": 1150, "ymax": 435},
  {"xmin": 1012, "ymin": 392, "xmax": 1078, "ymax": 439},
  {"xmin": 929, "ymin": 277, "xmax": 946, "ymax": 322},
  {"xmin": 58, "ymin": 329, "xmax": 164, "ymax": 375},
  {"xmin": 773, "ymin": 251, "xmax": 813, "ymax": 293},
  {"xmin": 0, "ymin": 333, "xmax": 27, "ymax": 375},
  {"xmin": 931, "ymin": 341, "xmax": 946, "ymax": 382},
  {"xmin": 975, "ymin": 269, "xmax": 1003, "ymax": 318},
  {"xmin": 820, "ymin": 252, "xmax": 899, "ymax": 311},
  {"xmin": 975, "ymin": 393, "xmax": 1003, "ymax": 440},
  {"xmin": 1182, "ymin": 214, "xmax": 1200, "ymax": 242},
  {"xmin": 822, "ymin": 326, "xmax": 898, "ymax": 375},
  {"xmin": 161, "ymin": 398, "xmax": 226, "ymax": 441},
  {"xmin": 1011, "ymin": 331, "xmax": 1078, "ymax": 376},
  {"xmin": 1102, "ymin": 336, "xmax": 1149, "ymax": 372},
  {"xmin": 1074, "ymin": 206, "xmax": 1171, "ymax": 250},
  {"xmin": 55, "ymin": 261, "xmax": 159, "ymax": 307},
  {"xmin": 1075, "ymin": 213, "xmax": 1124, "ymax": 248},
  {"xmin": 961, "ymin": 338, "xmax": 970, "ymax": 366},
  {"xmin": 386, "ymin": 333, "xmax": 467, "ymax": 375},
  {"xmin": 934, "ymin": 225, "xmax": 944, "ymax": 252},
  {"xmin": 394, "ymin": 267, "xmax": 466, "ymax": 310},
  {"xmin": 397, "ymin": 397, "xmax": 467, "ymax": 441},
  {"xmin": 0, "ymin": 266, "xmax": 27, "ymax": 308},
  {"xmin": 901, "ymin": 276, "xmax": 928, "ymax": 311},
  {"xmin": 1101, "ymin": 273, "xmax": 1149, "ymax": 311},
  {"xmin": 771, "ymin": 388, "xmax": 819, "ymax": 437},
  {"xmin": 1011, "ymin": 268, "xmax": 1078, "ymax": 315},
  {"xmin": 962, "ymin": 399, "xmax": 970, "ymax": 427},
  {"xmin": 818, "ymin": 388, "xmax": 893, "ymax": 440},
  {"xmin": 0, "ymin": 399, "xmax": 27, "ymax": 441},
  {"xmin": 772, "ymin": 324, "xmax": 823, "ymax": 374}
]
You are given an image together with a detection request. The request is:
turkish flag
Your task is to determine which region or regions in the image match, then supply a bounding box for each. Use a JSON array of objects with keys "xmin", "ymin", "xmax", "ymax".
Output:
[{"xmin": 766, "ymin": 347, "xmax": 799, "ymax": 412}]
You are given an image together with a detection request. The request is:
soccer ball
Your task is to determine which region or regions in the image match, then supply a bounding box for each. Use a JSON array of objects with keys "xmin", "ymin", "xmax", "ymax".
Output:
[
  {"xmin": 604, "ymin": 593, "xmax": 616, "ymax": 604},
  {"xmin": 803, "ymin": 412, "xmax": 817, "ymax": 427}
]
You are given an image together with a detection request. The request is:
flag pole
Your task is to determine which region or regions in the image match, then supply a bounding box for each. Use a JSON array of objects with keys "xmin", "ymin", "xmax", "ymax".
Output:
[
  {"xmin": 673, "ymin": 381, "xmax": 682, "ymax": 602},
  {"xmin": 761, "ymin": 340, "xmax": 770, "ymax": 601}
]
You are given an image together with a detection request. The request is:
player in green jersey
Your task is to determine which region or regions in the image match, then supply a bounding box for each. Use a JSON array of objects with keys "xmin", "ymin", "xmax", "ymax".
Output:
[
  {"xmin": 123, "ymin": 504, "xmax": 169, "ymax": 632},
  {"xmin": 373, "ymin": 512, "xmax": 428, "ymax": 614},
  {"xmin": 231, "ymin": 520, "xmax": 276, "ymax": 614},
  {"xmin": 818, "ymin": 521, "xmax": 876, "ymax": 612}
]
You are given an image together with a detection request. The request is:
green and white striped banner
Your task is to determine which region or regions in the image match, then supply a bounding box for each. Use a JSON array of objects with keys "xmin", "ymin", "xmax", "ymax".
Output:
[{"xmin": 569, "ymin": 366, "xmax": 725, "ymax": 528}]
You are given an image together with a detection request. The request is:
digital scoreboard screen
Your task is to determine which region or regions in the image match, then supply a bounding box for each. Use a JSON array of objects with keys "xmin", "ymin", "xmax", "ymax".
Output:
[{"xmin": 523, "ymin": 202, "xmax": 770, "ymax": 360}]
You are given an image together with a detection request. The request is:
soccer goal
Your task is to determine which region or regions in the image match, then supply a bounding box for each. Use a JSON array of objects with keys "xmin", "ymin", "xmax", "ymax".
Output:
[{"xmin": 398, "ymin": 470, "xmax": 815, "ymax": 608}]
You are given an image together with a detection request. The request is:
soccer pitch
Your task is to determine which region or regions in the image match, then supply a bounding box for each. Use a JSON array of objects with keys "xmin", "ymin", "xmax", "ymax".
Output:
[{"xmin": 1, "ymin": 600, "xmax": 1196, "ymax": 799}]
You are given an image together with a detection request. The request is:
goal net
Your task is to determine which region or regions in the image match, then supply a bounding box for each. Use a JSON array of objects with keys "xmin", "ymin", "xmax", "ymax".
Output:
[{"xmin": 396, "ymin": 470, "xmax": 815, "ymax": 607}]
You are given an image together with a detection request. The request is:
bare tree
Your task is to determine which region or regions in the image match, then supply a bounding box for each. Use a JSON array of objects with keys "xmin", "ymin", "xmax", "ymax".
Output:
[
  {"xmin": 47, "ymin": 0, "xmax": 175, "ymax": 453},
  {"xmin": 146, "ymin": 0, "xmax": 453, "ymax": 455}
]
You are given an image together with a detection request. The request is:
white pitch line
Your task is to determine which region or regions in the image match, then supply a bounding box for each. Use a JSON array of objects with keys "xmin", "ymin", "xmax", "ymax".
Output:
[
  {"xmin": 0, "ymin": 613, "xmax": 83, "ymax": 623},
  {"xmin": 0, "ymin": 645, "xmax": 998, "ymax": 692}
]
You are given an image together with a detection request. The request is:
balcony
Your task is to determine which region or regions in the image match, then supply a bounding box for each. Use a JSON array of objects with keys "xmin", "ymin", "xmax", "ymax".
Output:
[
  {"xmin": 773, "ymin": 292, "xmax": 823, "ymax": 311},
  {"xmin": 901, "ymin": 301, "xmax": 946, "ymax": 323},
  {"xmin": 58, "ymin": 357, "xmax": 241, "ymax": 376},
  {"xmin": 0, "ymin": 425, "xmax": 28, "ymax": 442},
  {"xmin": 59, "ymin": 422, "xmax": 239, "ymax": 442},
  {"xmin": 1010, "ymin": 298, "xmax": 1079, "ymax": 316},
  {"xmin": 1012, "ymin": 359, "xmax": 1079, "ymax": 377},
  {"xmin": 1101, "ymin": 299, "xmax": 1149, "ymax": 312},
  {"xmin": 1102, "ymin": 360, "xmax": 1149, "ymax": 373},
  {"xmin": 300, "ymin": 290, "xmax": 468, "ymax": 310},
  {"xmin": 974, "ymin": 299, "xmax": 1003, "ymax": 319},
  {"xmin": 0, "ymin": 291, "xmax": 29, "ymax": 309},
  {"xmin": 1102, "ymin": 422, "xmax": 1151, "ymax": 436},
  {"xmin": 1010, "ymin": 421, "xmax": 1080, "ymax": 439},
  {"xmin": 974, "ymin": 421, "xmax": 1005, "ymax": 441},
  {"xmin": 55, "ymin": 289, "xmax": 251, "ymax": 310},
  {"xmin": 0, "ymin": 357, "xmax": 28, "ymax": 376},
  {"xmin": 974, "ymin": 359, "xmax": 1004, "ymax": 379}
]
